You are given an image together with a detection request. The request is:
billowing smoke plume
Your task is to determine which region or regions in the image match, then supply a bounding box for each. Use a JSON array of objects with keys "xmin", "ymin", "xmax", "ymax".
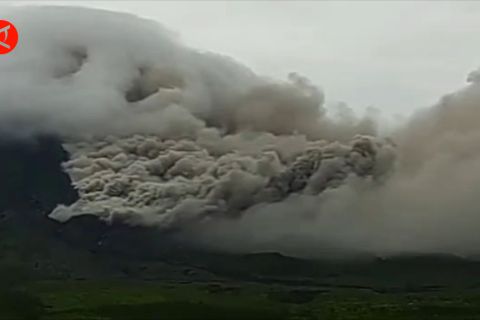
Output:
[{"xmin": 2, "ymin": 6, "xmax": 480, "ymax": 257}]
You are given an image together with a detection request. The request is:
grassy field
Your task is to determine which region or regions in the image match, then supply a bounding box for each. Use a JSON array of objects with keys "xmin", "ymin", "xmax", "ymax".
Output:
[{"xmin": 3, "ymin": 280, "xmax": 480, "ymax": 319}]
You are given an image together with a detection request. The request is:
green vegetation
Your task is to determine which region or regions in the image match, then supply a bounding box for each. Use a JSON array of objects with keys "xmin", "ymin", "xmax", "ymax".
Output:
[
  {"xmin": 4, "ymin": 214, "xmax": 480, "ymax": 320},
  {"xmin": 2, "ymin": 280, "xmax": 480, "ymax": 319},
  {"xmin": 4, "ymin": 218, "xmax": 480, "ymax": 320}
]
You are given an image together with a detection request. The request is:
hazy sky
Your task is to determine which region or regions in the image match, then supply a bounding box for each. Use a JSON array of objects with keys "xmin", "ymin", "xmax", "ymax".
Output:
[{"xmin": 4, "ymin": 1, "xmax": 480, "ymax": 117}]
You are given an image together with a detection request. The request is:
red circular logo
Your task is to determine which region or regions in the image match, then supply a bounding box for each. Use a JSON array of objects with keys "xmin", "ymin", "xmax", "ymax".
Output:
[{"xmin": 0, "ymin": 20, "xmax": 18, "ymax": 54}]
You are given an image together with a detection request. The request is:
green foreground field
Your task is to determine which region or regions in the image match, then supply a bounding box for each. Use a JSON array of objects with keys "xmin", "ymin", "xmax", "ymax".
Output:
[{"xmin": 3, "ymin": 280, "xmax": 480, "ymax": 320}]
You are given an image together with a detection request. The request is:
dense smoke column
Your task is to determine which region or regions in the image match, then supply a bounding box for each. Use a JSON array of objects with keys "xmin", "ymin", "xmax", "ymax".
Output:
[
  {"xmin": 265, "ymin": 135, "xmax": 386, "ymax": 200},
  {"xmin": 49, "ymin": 133, "xmax": 394, "ymax": 230}
]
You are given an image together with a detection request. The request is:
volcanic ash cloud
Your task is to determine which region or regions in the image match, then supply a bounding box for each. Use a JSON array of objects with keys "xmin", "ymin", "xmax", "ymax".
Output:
[{"xmin": 4, "ymin": 6, "xmax": 480, "ymax": 257}]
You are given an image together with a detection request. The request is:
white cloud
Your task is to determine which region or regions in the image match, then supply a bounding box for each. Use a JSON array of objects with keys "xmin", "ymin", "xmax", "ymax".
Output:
[{"xmin": 3, "ymin": 1, "xmax": 480, "ymax": 117}]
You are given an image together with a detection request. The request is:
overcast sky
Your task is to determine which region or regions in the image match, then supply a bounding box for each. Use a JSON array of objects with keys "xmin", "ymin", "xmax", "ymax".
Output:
[{"xmin": 4, "ymin": 1, "xmax": 480, "ymax": 118}]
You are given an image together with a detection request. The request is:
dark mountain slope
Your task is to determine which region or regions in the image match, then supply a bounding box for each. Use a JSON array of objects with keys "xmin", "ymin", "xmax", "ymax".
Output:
[{"xmin": 0, "ymin": 135, "xmax": 78, "ymax": 214}]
